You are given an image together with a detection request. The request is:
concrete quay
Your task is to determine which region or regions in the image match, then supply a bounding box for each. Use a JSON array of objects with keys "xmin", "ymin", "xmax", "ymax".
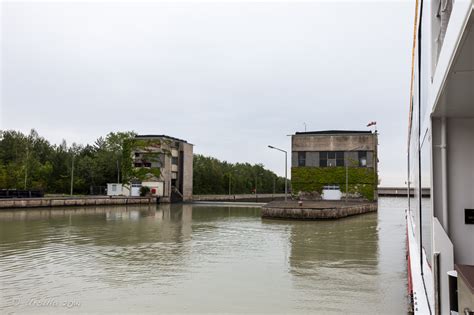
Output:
[
  {"xmin": 193, "ymin": 193, "xmax": 286, "ymax": 202},
  {"xmin": 0, "ymin": 196, "xmax": 157, "ymax": 209},
  {"xmin": 261, "ymin": 200, "xmax": 377, "ymax": 220}
]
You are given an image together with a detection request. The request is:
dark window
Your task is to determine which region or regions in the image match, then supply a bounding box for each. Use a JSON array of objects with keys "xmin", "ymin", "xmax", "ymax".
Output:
[
  {"xmin": 328, "ymin": 151, "xmax": 336, "ymax": 167},
  {"xmin": 134, "ymin": 162, "xmax": 142, "ymax": 167},
  {"xmin": 172, "ymin": 157, "xmax": 179, "ymax": 165},
  {"xmin": 134, "ymin": 152, "xmax": 140, "ymax": 157},
  {"xmin": 336, "ymin": 151, "xmax": 344, "ymax": 166},
  {"xmin": 358, "ymin": 151, "xmax": 368, "ymax": 167},
  {"xmin": 319, "ymin": 151, "xmax": 327, "ymax": 167},
  {"xmin": 298, "ymin": 152, "xmax": 306, "ymax": 166},
  {"xmin": 143, "ymin": 162, "xmax": 151, "ymax": 167},
  {"xmin": 320, "ymin": 151, "xmax": 343, "ymax": 167}
]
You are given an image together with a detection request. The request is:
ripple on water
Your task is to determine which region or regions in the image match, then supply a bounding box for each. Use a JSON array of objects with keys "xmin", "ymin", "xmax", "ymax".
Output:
[{"xmin": 0, "ymin": 200, "xmax": 407, "ymax": 314}]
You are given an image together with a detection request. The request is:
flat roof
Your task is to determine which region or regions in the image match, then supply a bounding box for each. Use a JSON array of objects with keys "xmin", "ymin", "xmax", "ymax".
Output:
[
  {"xmin": 295, "ymin": 130, "xmax": 373, "ymax": 135},
  {"xmin": 135, "ymin": 135, "xmax": 188, "ymax": 143}
]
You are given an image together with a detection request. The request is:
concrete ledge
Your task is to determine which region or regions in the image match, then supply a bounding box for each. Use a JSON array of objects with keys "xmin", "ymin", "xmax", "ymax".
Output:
[
  {"xmin": 193, "ymin": 194, "xmax": 286, "ymax": 202},
  {"xmin": 0, "ymin": 196, "xmax": 157, "ymax": 209},
  {"xmin": 261, "ymin": 200, "xmax": 377, "ymax": 220}
]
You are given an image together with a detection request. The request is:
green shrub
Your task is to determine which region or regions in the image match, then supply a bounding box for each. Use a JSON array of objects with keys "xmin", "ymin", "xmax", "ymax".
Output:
[
  {"xmin": 139, "ymin": 186, "xmax": 150, "ymax": 197},
  {"xmin": 291, "ymin": 167, "xmax": 377, "ymax": 201}
]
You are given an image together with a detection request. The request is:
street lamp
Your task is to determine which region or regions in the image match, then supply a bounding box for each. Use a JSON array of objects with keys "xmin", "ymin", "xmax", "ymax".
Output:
[
  {"xmin": 254, "ymin": 172, "xmax": 263, "ymax": 202},
  {"xmin": 268, "ymin": 145, "xmax": 288, "ymax": 202},
  {"xmin": 226, "ymin": 171, "xmax": 234, "ymax": 196},
  {"xmin": 70, "ymin": 154, "xmax": 75, "ymax": 196}
]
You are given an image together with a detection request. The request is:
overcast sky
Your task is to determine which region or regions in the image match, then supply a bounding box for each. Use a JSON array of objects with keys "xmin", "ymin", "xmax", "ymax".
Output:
[{"xmin": 1, "ymin": 0, "xmax": 413, "ymax": 186}]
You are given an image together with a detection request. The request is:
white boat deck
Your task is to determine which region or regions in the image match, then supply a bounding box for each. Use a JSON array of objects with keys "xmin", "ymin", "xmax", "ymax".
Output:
[{"xmin": 407, "ymin": 210, "xmax": 434, "ymax": 314}]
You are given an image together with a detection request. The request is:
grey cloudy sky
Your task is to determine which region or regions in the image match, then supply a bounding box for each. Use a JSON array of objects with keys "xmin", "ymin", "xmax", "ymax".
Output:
[{"xmin": 1, "ymin": 1, "xmax": 413, "ymax": 186}]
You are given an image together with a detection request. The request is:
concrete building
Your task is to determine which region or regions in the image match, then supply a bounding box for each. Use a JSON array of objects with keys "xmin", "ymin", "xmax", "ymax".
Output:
[
  {"xmin": 130, "ymin": 135, "xmax": 193, "ymax": 202},
  {"xmin": 291, "ymin": 130, "xmax": 378, "ymax": 200}
]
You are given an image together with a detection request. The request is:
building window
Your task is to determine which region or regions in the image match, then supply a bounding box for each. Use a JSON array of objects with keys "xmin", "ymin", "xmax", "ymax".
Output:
[
  {"xmin": 320, "ymin": 151, "xmax": 344, "ymax": 167},
  {"xmin": 336, "ymin": 152, "xmax": 344, "ymax": 166},
  {"xmin": 134, "ymin": 152, "xmax": 140, "ymax": 157},
  {"xmin": 298, "ymin": 152, "xmax": 306, "ymax": 166},
  {"xmin": 134, "ymin": 162, "xmax": 152, "ymax": 167},
  {"xmin": 320, "ymin": 152, "xmax": 327, "ymax": 167},
  {"xmin": 358, "ymin": 151, "xmax": 368, "ymax": 167},
  {"xmin": 172, "ymin": 157, "xmax": 179, "ymax": 165}
]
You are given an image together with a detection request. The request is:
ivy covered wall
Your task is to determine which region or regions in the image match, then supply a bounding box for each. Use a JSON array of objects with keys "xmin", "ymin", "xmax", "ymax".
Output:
[
  {"xmin": 291, "ymin": 167, "xmax": 377, "ymax": 201},
  {"xmin": 122, "ymin": 138, "xmax": 172, "ymax": 183}
]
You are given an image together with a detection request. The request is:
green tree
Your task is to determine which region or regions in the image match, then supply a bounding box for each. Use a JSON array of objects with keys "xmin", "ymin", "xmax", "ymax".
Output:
[{"xmin": 193, "ymin": 154, "xmax": 285, "ymax": 195}]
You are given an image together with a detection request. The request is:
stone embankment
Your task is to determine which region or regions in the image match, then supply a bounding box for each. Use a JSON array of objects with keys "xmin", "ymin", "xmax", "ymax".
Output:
[
  {"xmin": 0, "ymin": 196, "xmax": 157, "ymax": 209},
  {"xmin": 193, "ymin": 194, "xmax": 286, "ymax": 202},
  {"xmin": 261, "ymin": 200, "xmax": 377, "ymax": 220}
]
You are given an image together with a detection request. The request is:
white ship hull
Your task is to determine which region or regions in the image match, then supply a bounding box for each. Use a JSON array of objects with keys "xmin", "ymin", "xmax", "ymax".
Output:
[{"xmin": 407, "ymin": 0, "xmax": 474, "ymax": 313}]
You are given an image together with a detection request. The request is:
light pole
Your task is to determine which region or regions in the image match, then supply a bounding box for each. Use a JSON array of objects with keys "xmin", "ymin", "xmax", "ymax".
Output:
[
  {"xmin": 273, "ymin": 175, "xmax": 276, "ymax": 200},
  {"xmin": 117, "ymin": 159, "xmax": 120, "ymax": 183},
  {"xmin": 70, "ymin": 154, "xmax": 75, "ymax": 196},
  {"xmin": 268, "ymin": 145, "xmax": 288, "ymax": 202},
  {"xmin": 227, "ymin": 172, "xmax": 233, "ymax": 196},
  {"xmin": 24, "ymin": 147, "xmax": 29, "ymax": 190},
  {"xmin": 254, "ymin": 173, "xmax": 263, "ymax": 202}
]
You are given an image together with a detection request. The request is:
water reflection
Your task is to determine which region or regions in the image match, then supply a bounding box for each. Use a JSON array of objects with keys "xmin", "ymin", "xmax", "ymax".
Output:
[
  {"xmin": 286, "ymin": 214, "xmax": 380, "ymax": 313},
  {"xmin": 0, "ymin": 200, "xmax": 406, "ymax": 314}
]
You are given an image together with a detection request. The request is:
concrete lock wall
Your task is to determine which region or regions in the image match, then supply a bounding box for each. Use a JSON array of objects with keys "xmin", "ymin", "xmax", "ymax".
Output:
[
  {"xmin": 182, "ymin": 142, "xmax": 194, "ymax": 202},
  {"xmin": 0, "ymin": 197, "xmax": 157, "ymax": 209},
  {"xmin": 261, "ymin": 202, "xmax": 378, "ymax": 220}
]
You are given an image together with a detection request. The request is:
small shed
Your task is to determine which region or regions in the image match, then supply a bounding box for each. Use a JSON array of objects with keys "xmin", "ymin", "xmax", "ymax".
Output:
[{"xmin": 107, "ymin": 183, "xmax": 123, "ymax": 196}]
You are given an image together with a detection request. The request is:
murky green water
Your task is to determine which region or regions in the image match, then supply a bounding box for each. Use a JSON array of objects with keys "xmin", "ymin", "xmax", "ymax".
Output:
[{"xmin": 0, "ymin": 198, "xmax": 407, "ymax": 314}]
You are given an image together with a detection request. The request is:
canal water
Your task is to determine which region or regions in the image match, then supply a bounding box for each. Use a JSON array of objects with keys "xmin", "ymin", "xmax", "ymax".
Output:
[{"xmin": 0, "ymin": 197, "xmax": 407, "ymax": 314}]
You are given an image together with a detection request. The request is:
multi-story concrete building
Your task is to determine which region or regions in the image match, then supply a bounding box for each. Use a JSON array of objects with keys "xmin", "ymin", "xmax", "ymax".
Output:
[
  {"xmin": 291, "ymin": 130, "xmax": 378, "ymax": 200},
  {"xmin": 130, "ymin": 135, "xmax": 193, "ymax": 202}
]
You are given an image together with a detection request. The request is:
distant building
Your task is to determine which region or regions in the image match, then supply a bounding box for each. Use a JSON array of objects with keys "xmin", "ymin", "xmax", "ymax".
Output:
[
  {"xmin": 107, "ymin": 183, "xmax": 123, "ymax": 196},
  {"xmin": 129, "ymin": 135, "xmax": 193, "ymax": 202},
  {"xmin": 291, "ymin": 130, "xmax": 378, "ymax": 200}
]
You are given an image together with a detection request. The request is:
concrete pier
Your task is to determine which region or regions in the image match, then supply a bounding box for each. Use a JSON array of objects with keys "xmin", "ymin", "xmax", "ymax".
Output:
[
  {"xmin": 193, "ymin": 193, "xmax": 286, "ymax": 202},
  {"xmin": 261, "ymin": 200, "xmax": 377, "ymax": 220},
  {"xmin": 0, "ymin": 196, "xmax": 157, "ymax": 209}
]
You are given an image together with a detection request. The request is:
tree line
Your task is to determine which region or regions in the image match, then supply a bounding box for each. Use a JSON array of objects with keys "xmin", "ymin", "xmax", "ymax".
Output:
[
  {"xmin": 0, "ymin": 129, "xmax": 286, "ymax": 195},
  {"xmin": 0, "ymin": 129, "xmax": 135, "ymax": 194},
  {"xmin": 193, "ymin": 154, "xmax": 287, "ymax": 195}
]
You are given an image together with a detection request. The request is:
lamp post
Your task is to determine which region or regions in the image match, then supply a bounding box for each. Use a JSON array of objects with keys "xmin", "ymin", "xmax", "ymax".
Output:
[
  {"xmin": 24, "ymin": 147, "xmax": 29, "ymax": 190},
  {"xmin": 268, "ymin": 145, "xmax": 288, "ymax": 202},
  {"xmin": 116, "ymin": 158, "xmax": 121, "ymax": 183},
  {"xmin": 273, "ymin": 175, "xmax": 276, "ymax": 200},
  {"xmin": 227, "ymin": 172, "xmax": 233, "ymax": 196},
  {"xmin": 254, "ymin": 173, "xmax": 263, "ymax": 202},
  {"xmin": 70, "ymin": 154, "xmax": 75, "ymax": 196}
]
